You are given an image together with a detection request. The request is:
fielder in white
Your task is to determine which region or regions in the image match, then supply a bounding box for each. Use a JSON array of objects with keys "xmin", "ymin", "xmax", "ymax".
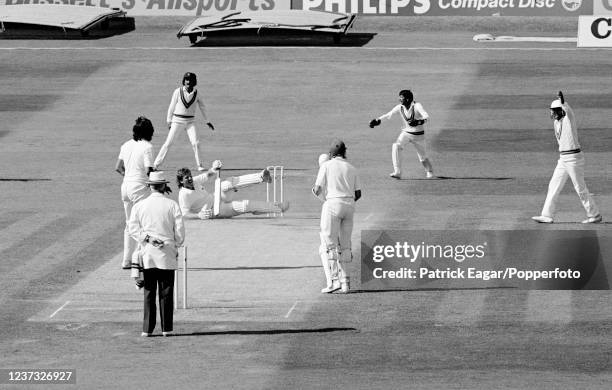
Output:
[
  {"xmin": 115, "ymin": 116, "xmax": 155, "ymax": 269},
  {"xmin": 369, "ymin": 89, "xmax": 435, "ymax": 179},
  {"xmin": 154, "ymin": 72, "xmax": 215, "ymax": 172},
  {"xmin": 313, "ymin": 139, "xmax": 361, "ymax": 293},
  {"xmin": 177, "ymin": 161, "xmax": 289, "ymax": 219},
  {"xmin": 532, "ymin": 91, "xmax": 602, "ymax": 224}
]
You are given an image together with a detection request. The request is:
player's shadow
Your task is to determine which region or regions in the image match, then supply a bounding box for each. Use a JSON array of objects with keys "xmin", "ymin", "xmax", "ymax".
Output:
[
  {"xmin": 187, "ymin": 266, "xmax": 321, "ymax": 271},
  {"xmin": 401, "ymin": 176, "xmax": 514, "ymax": 181},
  {"xmin": 539, "ymin": 221, "xmax": 612, "ymax": 225},
  {"xmin": 167, "ymin": 327, "xmax": 357, "ymax": 337},
  {"xmin": 349, "ymin": 286, "xmax": 517, "ymax": 294},
  {"xmin": 0, "ymin": 178, "xmax": 52, "ymax": 182}
]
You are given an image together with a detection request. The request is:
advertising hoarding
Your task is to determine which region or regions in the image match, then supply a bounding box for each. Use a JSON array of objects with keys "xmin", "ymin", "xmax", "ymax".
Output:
[
  {"xmin": 291, "ymin": 0, "xmax": 593, "ymax": 16},
  {"xmin": 577, "ymin": 14, "xmax": 612, "ymax": 46},
  {"xmin": 1, "ymin": 0, "xmax": 289, "ymax": 16}
]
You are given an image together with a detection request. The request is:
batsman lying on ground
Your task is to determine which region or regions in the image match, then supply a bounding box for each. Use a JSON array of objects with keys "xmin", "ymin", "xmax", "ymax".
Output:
[{"xmin": 176, "ymin": 161, "xmax": 290, "ymax": 219}]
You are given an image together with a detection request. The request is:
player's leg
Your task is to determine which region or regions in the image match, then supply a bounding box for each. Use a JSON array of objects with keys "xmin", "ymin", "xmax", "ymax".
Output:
[
  {"xmin": 185, "ymin": 122, "xmax": 204, "ymax": 170},
  {"xmin": 158, "ymin": 269, "xmax": 175, "ymax": 334},
  {"xmin": 121, "ymin": 183, "xmax": 136, "ymax": 269},
  {"xmin": 411, "ymin": 136, "xmax": 434, "ymax": 178},
  {"xmin": 154, "ymin": 122, "xmax": 183, "ymax": 169},
  {"xmin": 337, "ymin": 201, "xmax": 355, "ymax": 293},
  {"xmin": 538, "ymin": 159, "xmax": 569, "ymax": 221},
  {"xmin": 221, "ymin": 168, "xmax": 270, "ymax": 194},
  {"xmin": 142, "ymin": 268, "xmax": 158, "ymax": 335},
  {"xmin": 320, "ymin": 200, "xmax": 341, "ymax": 289},
  {"xmin": 565, "ymin": 155, "xmax": 601, "ymax": 221},
  {"xmin": 319, "ymin": 234, "xmax": 338, "ymax": 293},
  {"xmin": 230, "ymin": 200, "xmax": 289, "ymax": 215},
  {"xmin": 390, "ymin": 132, "xmax": 410, "ymax": 178},
  {"xmin": 391, "ymin": 143, "xmax": 402, "ymax": 178}
]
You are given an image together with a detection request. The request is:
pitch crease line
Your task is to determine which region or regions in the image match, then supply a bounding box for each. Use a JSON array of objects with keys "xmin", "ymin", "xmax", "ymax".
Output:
[
  {"xmin": 284, "ymin": 301, "xmax": 298, "ymax": 318},
  {"xmin": 49, "ymin": 300, "xmax": 70, "ymax": 318}
]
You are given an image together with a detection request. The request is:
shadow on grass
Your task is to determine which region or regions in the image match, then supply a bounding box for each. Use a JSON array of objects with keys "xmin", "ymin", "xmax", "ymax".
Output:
[
  {"xmin": 400, "ymin": 176, "xmax": 514, "ymax": 181},
  {"xmin": 349, "ymin": 286, "xmax": 518, "ymax": 294},
  {"xmin": 0, "ymin": 178, "xmax": 51, "ymax": 182},
  {"xmin": 187, "ymin": 266, "xmax": 321, "ymax": 271},
  {"xmin": 166, "ymin": 327, "xmax": 357, "ymax": 337}
]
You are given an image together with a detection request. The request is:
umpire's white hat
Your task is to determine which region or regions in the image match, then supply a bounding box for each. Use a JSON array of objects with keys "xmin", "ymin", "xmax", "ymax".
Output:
[{"xmin": 146, "ymin": 171, "xmax": 170, "ymax": 184}]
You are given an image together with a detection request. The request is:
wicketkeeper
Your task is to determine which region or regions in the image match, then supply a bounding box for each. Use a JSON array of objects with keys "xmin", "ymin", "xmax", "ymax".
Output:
[{"xmin": 369, "ymin": 89, "xmax": 435, "ymax": 179}]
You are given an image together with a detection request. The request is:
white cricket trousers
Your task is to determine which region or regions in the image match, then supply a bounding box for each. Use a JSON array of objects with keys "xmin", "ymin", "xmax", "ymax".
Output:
[
  {"xmin": 393, "ymin": 131, "xmax": 427, "ymax": 173},
  {"xmin": 154, "ymin": 120, "xmax": 201, "ymax": 168},
  {"xmin": 320, "ymin": 198, "xmax": 355, "ymax": 283},
  {"xmin": 121, "ymin": 181, "xmax": 150, "ymax": 266},
  {"xmin": 541, "ymin": 152, "xmax": 600, "ymax": 218}
]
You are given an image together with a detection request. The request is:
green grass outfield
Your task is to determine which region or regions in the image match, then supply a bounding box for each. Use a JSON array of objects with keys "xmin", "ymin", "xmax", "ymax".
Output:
[{"xmin": 0, "ymin": 16, "xmax": 611, "ymax": 389}]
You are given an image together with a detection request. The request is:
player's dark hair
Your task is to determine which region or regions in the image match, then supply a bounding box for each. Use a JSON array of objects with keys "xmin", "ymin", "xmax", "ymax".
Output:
[
  {"xmin": 182, "ymin": 72, "xmax": 197, "ymax": 87},
  {"xmin": 133, "ymin": 116, "xmax": 154, "ymax": 141},
  {"xmin": 150, "ymin": 183, "xmax": 167, "ymax": 193},
  {"xmin": 399, "ymin": 89, "xmax": 413, "ymax": 103},
  {"xmin": 551, "ymin": 107, "xmax": 565, "ymax": 116},
  {"xmin": 176, "ymin": 167, "xmax": 192, "ymax": 188}
]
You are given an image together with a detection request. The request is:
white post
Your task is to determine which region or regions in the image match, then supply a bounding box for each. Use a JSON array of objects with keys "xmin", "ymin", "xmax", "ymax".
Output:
[
  {"xmin": 280, "ymin": 166, "xmax": 284, "ymax": 216},
  {"xmin": 182, "ymin": 246, "xmax": 187, "ymax": 309},
  {"xmin": 173, "ymin": 269, "xmax": 178, "ymax": 311}
]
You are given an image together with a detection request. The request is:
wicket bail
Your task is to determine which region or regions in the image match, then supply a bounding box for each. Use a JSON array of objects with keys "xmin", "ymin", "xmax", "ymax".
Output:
[{"xmin": 266, "ymin": 165, "xmax": 285, "ymax": 216}]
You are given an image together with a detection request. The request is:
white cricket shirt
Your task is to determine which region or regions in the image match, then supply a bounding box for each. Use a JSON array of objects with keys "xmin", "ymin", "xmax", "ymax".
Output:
[
  {"xmin": 167, "ymin": 86, "xmax": 209, "ymax": 123},
  {"xmin": 178, "ymin": 172, "xmax": 214, "ymax": 215},
  {"xmin": 315, "ymin": 157, "xmax": 361, "ymax": 199},
  {"xmin": 554, "ymin": 103, "xmax": 581, "ymax": 152},
  {"xmin": 118, "ymin": 139, "xmax": 154, "ymax": 184},
  {"xmin": 378, "ymin": 102, "xmax": 429, "ymax": 131}
]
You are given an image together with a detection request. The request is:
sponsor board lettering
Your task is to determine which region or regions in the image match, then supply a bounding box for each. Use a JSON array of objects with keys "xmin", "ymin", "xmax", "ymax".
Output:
[
  {"xmin": 594, "ymin": 0, "xmax": 612, "ymax": 14},
  {"xmin": 578, "ymin": 15, "xmax": 612, "ymax": 46},
  {"xmin": 293, "ymin": 0, "xmax": 591, "ymax": 15},
  {"xmin": 4, "ymin": 0, "xmax": 283, "ymax": 15},
  {"xmin": 300, "ymin": 0, "xmax": 431, "ymax": 14}
]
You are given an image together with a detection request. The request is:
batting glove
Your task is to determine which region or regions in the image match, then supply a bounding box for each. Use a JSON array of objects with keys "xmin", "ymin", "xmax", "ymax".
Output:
[
  {"xmin": 207, "ymin": 122, "xmax": 215, "ymax": 131},
  {"xmin": 211, "ymin": 160, "xmax": 223, "ymax": 171},
  {"xmin": 369, "ymin": 118, "xmax": 381, "ymax": 128},
  {"xmin": 198, "ymin": 208, "xmax": 213, "ymax": 220}
]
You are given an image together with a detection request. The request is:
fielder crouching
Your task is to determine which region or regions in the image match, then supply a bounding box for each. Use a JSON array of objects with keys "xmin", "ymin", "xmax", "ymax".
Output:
[
  {"xmin": 177, "ymin": 160, "xmax": 289, "ymax": 219},
  {"xmin": 313, "ymin": 139, "xmax": 362, "ymax": 293}
]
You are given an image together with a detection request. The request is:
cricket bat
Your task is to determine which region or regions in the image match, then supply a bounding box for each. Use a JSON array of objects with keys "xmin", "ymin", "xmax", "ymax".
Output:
[{"xmin": 213, "ymin": 168, "xmax": 221, "ymax": 217}]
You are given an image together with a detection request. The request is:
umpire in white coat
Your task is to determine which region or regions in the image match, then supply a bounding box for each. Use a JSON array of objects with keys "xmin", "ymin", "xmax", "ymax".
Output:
[
  {"xmin": 313, "ymin": 139, "xmax": 361, "ymax": 293},
  {"xmin": 128, "ymin": 171, "xmax": 185, "ymax": 336}
]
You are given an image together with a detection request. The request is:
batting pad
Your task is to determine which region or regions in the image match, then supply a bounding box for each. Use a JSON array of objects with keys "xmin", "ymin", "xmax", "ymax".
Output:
[
  {"xmin": 213, "ymin": 175, "xmax": 221, "ymax": 216},
  {"xmin": 222, "ymin": 172, "xmax": 263, "ymax": 192}
]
